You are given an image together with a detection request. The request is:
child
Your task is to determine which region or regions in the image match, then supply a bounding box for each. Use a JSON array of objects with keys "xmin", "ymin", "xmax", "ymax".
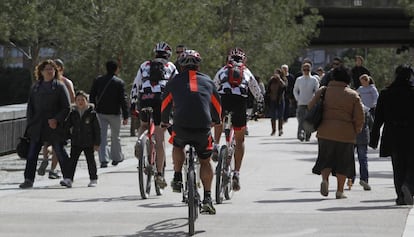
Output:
[
  {"xmin": 347, "ymin": 105, "xmax": 373, "ymax": 191},
  {"xmin": 63, "ymin": 91, "xmax": 101, "ymax": 187}
]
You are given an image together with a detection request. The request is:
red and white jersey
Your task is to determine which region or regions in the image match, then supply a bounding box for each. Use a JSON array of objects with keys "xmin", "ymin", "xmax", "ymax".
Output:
[
  {"xmin": 213, "ymin": 65, "xmax": 263, "ymax": 102},
  {"xmin": 130, "ymin": 59, "xmax": 177, "ymax": 104}
]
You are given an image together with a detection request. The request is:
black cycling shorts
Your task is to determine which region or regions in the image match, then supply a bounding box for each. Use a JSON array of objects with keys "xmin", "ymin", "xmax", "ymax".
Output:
[
  {"xmin": 170, "ymin": 126, "xmax": 213, "ymax": 159},
  {"xmin": 220, "ymin": 94, "xmax": 247, "ymax": 128},
  {"xmin": 139, "ymin": 93, "xmax": 161, "ymax": 125}
]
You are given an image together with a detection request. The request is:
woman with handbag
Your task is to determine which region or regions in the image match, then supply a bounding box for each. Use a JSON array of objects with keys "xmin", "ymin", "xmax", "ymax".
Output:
[
  {"xmin": 309, "ymin": 66, "xmax": 364, "ymax": 199},
  {"xmin": 19, "ymin": 59, "xmax": 71, "ymax": 189}
]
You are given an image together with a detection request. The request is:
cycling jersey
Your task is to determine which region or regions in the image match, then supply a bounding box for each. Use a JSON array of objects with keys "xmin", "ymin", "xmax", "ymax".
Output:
[
  {"xmin": 161, "ymin": 70, "xmax": 221, "ymax": 129},
  {"xmin": 130, "ymin": 58, "xmax": 177, "ymax": 106},
  {"xmin": 213, "ymin": 66, "xmax": 264, "ymax": 103}
]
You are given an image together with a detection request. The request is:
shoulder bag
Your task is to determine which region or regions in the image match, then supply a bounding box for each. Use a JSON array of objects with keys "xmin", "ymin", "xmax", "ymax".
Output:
[{"xmin": 303, "ymin": 87, "xmax": 327, "ymax": 133}]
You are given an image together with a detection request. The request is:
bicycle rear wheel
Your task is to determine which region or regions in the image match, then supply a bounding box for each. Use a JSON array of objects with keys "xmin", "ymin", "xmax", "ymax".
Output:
[
  {"xmin": 137, "ymin": 134, "xmax": 153, "ymax": 199},
  {"xmin": 188, "ymin": 168, "xmax": 197, "ymax": 236},
  {"xmin": 224, "ymin": 147, "xmax": 233, "ymax": 200},
  {"xmin": 215, "ymin": 145, "xmax": 228, "ymax": 204}
]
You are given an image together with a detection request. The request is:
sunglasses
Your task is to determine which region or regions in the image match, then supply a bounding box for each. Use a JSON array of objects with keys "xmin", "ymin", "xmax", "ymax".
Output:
[{"xmin": 303, "ymin": 68, "xmax": 310, "ymax": 71}]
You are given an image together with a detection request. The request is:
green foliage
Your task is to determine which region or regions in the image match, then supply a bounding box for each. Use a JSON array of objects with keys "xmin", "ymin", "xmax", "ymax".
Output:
[{"xmin": 0, "ymin": 0, "xmax": 321, "ymax": 94}]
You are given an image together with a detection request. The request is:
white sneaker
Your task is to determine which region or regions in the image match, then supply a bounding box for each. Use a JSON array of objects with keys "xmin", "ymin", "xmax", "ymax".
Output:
[{"xmin": 88, "ymin": 180, "xmax": 97, "ymax": 187}]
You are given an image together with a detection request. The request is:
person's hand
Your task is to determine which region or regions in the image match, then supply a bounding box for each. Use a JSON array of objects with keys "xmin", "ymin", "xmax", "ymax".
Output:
[
  {"xmin": 94, "ymin": 145, "xmax": 100, "ymax": 151},
  {"xmin": 48, "ymin": 119, "xmax": 58, "ymax": 129},
  {"xmin": 122, "ymin": 119, "xmax": 128, "ymax": 126}
]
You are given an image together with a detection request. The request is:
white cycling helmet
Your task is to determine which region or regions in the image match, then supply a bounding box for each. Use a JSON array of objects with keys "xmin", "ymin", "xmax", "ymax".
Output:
[
  {"xmin": 228, "ymin": 47, "xmax": 246, "ymax": 62},
  {"xmin": 154, "ymin": 41, "xmax": 172, "ymax": 58},
  {"xmin": 178, "ymin": 49, "xmax": 202, "ymax": 67}
]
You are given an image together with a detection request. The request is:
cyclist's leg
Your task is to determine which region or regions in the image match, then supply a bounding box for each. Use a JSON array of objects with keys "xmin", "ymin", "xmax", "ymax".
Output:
[
  {"xmin": 154, "ymin": 126, "xmax": 166, "ymax": 173},
  {"xmin": 196, "ymin": 130, "xmax": 216, "ymax": 214},
  {"xmin": 171, "ymin": 129, "xmax": 186, "ymax": 192},
  {"xmin": 233, "ymin": 128, "xmax": 245, "ymax": 173}
]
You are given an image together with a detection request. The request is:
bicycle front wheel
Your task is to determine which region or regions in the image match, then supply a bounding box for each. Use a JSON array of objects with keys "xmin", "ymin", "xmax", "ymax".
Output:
[{"xmin": 137, "ymin": 134, "xmax": 152, "ymax": 199}]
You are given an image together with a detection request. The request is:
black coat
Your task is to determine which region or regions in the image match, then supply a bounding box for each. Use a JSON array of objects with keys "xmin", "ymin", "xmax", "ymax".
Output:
[
  {"xmin": 65, "ymin": 105, "xmax": 101, "ymax": 148},
  {"xmin": 26, "ymin": 79, "xmax": 70, "ymax": 143},
  {"xmin": 370, "ymin": 81, "xmax": 414, "ymax": 157},
  {"xmin": 89, "ymin": 74, "xmax": 129, "ymax": 120}
]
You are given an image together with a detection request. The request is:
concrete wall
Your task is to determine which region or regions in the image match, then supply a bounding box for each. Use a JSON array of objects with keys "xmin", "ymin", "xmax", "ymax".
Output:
[{"xmin": 0, "ymin": 104, "xmax": 27, "ymax": 155}]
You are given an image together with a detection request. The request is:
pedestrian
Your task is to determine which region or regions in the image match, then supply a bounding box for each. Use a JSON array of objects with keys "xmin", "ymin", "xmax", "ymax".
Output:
[
  {"xmin": 281, "ymin": 64, "xmax": 296, "ymax": 122},
  {"xmin": 130, "ymin": 42, "xmax": 178, "ymax": 189},
  {"xmin": 351, "ymin": 55, "xmax": 371, "ymax": 89},
  {"xmin": 174, "ymin": 44, "xmax": 186, "ymax": 72},
  {"xmin": 348, "ymin": 105, "xmax": 373, "ymax": 191},
  {"xmin": 37, "ymin": 58, "xmax": 75, "ymax": 180},
  {"xmin": 19, "ymin": 59, "xmax": 71, "ymax": 189},
  {"xmin": 265, "ymin": 69, "xmax": 286, "ymax": 136},
  {"xmin": 357, "ymin": 74, "xmax": 378, "ymax": 119},
  {"xmin": 320, "ymin": 57, "xmax": 343, "ymax": 87},
  {"xmin": 64, "ymin": 90, "xmax": 100, "ymax": 188},
  {"xmin": 370, "ymin": 64, "xmax": 414, "ymax": 205},
  {"xmin": 161, "ymin": 49, "xmax": 221, "ymax": 214},
  {"xmin": 89, "ymin": 60, "xmax": 129, "ymax": 168},
  {"xmin": 311, "ymin": 65, "xmax": 364, "ymax": 199},
  {"xmin": 293, "ymin": 62, "xmax": 320, "ymax": 141}
]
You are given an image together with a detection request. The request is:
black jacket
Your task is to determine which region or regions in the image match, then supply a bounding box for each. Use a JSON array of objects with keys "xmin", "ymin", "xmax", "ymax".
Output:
[
  {"xmin": 89, "ymin": 74, "xmax": 129, "ymax": 120},
  {"xmin": 370, "ymin": 81, "xmax": 414, "ymax": 156},
  {"xmin": 65, "ymin": 105, "xmax": 101, "ymax": 148},
  {"xmin": 161, "ymin": 69, "xmax": 221, "ymax": 129},
  {"xmin": 26, "ymin": 79, "xmax": 70, "ymax": 143}
]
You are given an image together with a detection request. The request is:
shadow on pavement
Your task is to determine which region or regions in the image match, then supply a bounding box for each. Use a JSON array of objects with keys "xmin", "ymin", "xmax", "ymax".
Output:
[{"xmin": 95, "ymin": 218, "xmax": 202, "ymax": 237}]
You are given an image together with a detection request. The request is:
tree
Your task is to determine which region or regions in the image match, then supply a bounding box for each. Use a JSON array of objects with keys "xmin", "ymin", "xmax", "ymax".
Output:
[{"xmin": 0, "ymin": 0, "xmax": 321, "ymax": 94}]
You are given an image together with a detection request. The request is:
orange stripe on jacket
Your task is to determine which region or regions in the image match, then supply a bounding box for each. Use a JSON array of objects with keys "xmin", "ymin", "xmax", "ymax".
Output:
[
  {"xmin": 189, "ymin": 70, "xmax": 198, "ymax": 92},
  {"xmin": 161, "ymin": 93, "xmax": 173, "ymax": 112}
]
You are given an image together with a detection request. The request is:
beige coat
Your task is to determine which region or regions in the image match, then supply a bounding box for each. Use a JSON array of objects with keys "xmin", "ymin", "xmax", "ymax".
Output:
[{"xmin": 308, "ymin": 81, "xmax": 364, "ymax": 144}]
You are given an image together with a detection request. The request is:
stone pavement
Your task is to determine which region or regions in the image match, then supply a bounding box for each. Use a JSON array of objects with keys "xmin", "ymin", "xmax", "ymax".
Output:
[{"xmin": 0, "ymin": 119, "xmax": 413, "ymax": 237}]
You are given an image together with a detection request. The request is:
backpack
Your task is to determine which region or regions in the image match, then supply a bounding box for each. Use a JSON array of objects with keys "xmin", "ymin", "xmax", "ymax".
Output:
[
  {"xmin": 226, "ymin": 61, "xmax": 245, "ymax": 87},
  {"xmin": 148, "ymin": 58, "xmax": 168, "ymax": 83}
]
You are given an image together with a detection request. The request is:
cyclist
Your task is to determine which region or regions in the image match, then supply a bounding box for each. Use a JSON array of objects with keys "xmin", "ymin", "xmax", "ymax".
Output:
[
  {"xmin": 212, "ymin": 47, "xmax": 264, "ymax": 191},
  {"xmin": 131, "ymin": 42, "xmax": 178, "ymax": 189},
  {"xmin": 161, "ymin": 49, "xmax": 221, "ymax": 214}
]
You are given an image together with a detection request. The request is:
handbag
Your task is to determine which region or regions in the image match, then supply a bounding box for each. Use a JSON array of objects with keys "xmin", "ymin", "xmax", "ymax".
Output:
[
  {"xmin": 303, "ymin": 87, "xmax": 327, "ymax": 133},
  {"xmin": 16, "ymin": 128, "xmax": 30, "ymax": 159}
]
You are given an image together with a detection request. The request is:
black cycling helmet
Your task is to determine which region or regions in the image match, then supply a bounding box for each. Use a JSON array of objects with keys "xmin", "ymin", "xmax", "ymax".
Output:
[
  {"xmin": 178, "ymin": 49, "xmax": 202, "ymax": 68},
  {"xmin": 228, "ymin": 47, "xmax": 246, "ymax": 63},
  {"xmin": 154, "ymin": 41, "xmax": 172, "ymax": 58}
]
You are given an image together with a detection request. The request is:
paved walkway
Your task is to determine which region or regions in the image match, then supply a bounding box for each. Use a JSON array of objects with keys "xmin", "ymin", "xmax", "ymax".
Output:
[{"xmin": 0, "ymin": 118, "xmax": 413, "ymax": 236}]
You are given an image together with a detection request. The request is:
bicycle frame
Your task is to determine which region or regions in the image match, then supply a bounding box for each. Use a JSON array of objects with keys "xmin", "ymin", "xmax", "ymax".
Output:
[{"xmin": 135, "ymin": 107, "xmax": 162, "ymax": 199}]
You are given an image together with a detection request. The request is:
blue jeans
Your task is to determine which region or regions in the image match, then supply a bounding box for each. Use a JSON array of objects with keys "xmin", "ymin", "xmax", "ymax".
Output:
[
  {"xmin": 24, "ymin": 140, "xmax": 69, "ymax": 182},
  {"xmin": 355, "ymin": 144, "xmax": 369, "ymax": 182},
  {"xmin": 97, "ymin": 113, "xmax": 124, "ymax": 164}
]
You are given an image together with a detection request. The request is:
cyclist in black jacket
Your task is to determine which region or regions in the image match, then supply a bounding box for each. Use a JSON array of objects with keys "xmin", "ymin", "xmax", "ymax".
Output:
[{"xmin": 161, "ymin": 49, "xmax": 221, "ymax": 214}]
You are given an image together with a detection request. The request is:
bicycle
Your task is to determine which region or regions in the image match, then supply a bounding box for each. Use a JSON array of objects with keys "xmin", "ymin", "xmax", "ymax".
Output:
[
  {"xmin": 215, "ymin": 111, "xmax": 235, "ymax": 204},
  {"xmin": 184, "ymin": 144, "xmax": 202, "ymax": 236},
  {"xmin": 181, "ymin": 145, "xmax": 201, "ymax": 204},
  {"xmin": 134, "ymin": 107, "xmax": 163, "ymax": 199}
]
